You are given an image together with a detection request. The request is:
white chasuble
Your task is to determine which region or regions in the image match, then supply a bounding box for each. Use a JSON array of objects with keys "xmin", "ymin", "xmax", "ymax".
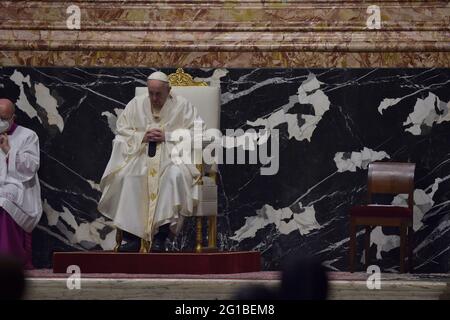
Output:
[{"xmin": 98, "ymin": 93, "xmax": 203, "ymax": 241}]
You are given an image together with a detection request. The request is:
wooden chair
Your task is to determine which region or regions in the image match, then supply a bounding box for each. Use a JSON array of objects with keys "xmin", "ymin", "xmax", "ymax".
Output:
[{"xmin": 349, "ymin": 162, "xmax": 415, "ymax": 273}]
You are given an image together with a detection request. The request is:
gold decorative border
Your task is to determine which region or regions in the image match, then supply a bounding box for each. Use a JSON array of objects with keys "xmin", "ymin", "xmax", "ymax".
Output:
[
  {"xmin": 0, "ymin": 1, "xmax": 448, "ymax": 67},
  {"xmin": 1, "ymin": 1, "xmax": 449, "ymax": 31},
  {"xmin": 168, "ymin": 68, "xmax": 208, "ymax": 86},
  {"xmin": 1, "ymin": 51, "xmax": 448, "ymax": 68}
]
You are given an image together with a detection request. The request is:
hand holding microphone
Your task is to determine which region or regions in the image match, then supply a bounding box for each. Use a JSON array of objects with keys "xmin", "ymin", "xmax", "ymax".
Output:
[{"xmin": 143, "ymin": 127, "xmax": 165, "ymax": 157}]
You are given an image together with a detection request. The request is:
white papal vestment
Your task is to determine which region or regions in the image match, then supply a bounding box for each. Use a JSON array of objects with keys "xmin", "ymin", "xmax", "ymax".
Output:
[{"xmin": 98, "ymin": 93, "xmax": 203, "ymax": 241}]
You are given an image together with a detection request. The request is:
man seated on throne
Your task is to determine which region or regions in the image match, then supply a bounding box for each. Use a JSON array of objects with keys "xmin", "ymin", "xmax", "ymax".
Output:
[{"xmin": 98, "ymin": 71, "xmax": 204, "ymax": 252}]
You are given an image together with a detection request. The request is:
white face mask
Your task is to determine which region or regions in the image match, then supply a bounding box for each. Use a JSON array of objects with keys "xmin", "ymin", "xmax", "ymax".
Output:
[{"xmin": 0, "ymin": 118, "xmax": 11, "ymax": 133}]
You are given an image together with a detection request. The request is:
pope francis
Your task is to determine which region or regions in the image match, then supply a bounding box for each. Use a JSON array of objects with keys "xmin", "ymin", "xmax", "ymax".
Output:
[{"xmin": 98, "ymin": 71, "xmax": 204, "ymax": 252}]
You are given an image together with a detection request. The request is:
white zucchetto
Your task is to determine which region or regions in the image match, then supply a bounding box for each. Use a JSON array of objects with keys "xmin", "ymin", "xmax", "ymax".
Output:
[{"xmin": 147, "ymin": 71, "xmax": 169, "ymax": 82}]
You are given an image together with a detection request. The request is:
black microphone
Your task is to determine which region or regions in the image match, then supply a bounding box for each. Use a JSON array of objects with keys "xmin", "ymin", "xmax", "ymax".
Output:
[{"xmin": 148, "ymin": 141, "xmax": 157, "ymax": 157}]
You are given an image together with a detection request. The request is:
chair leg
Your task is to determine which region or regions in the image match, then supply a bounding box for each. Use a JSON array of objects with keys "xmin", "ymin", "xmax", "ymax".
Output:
[
  {"xmin": 114, "ymin": 228, "xmax": 123, "ymax": 252},
  {"xmin": 408, "ymin": 227, "xmax": 414, "ymax": 273},
  {"xmin": 364, "ymin": 226, "xmax": 371, "ymax": 268},
  {"xmin": 207, "ymin": 216, "xmax": 217, "ymax": 249},
  {"xmin": 195, "ymin": 217, "xmax": 203, "ymax": 253},
  {"xmin": 400, "ymin": 224, "xmax": 407, "ymax": 273},
  {"xmin": 349, "ymin": 219, "xmax": 356, "ymax": 273},
  {"xmin": 139, "ymin": 238, "xmax": 150, "ymax": 253}
]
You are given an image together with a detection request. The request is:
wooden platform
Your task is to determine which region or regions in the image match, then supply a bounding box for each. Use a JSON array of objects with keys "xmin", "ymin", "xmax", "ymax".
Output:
[{"xmin": 53, "ymin": 251, "xmax": 261, "ymax": 274}]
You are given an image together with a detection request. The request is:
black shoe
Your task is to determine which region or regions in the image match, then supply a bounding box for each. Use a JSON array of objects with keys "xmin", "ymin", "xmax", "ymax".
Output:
[
  {"xmin": 119, "ymin": 239, "xmax": 140, "ymax": 252},
  {"xmin": 118, "ymin": 231, "xmax": 141, "ymax": 252},
  {"xmin": 151, "ymin": 237, "xmax": 166, "ymax": 252},
  {"xmin": 151, "ymin": 223, "xmax": 171, "ymax": 252}
]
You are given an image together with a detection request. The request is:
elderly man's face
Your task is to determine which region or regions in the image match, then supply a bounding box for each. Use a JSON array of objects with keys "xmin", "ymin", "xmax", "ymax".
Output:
[
  {"xmin": 147, "ymin": 80, "xmax": 170, "ymax": 109},
  {"xmin": 0, "ymin": 99, "xmax": 14, "ymax": 129}
]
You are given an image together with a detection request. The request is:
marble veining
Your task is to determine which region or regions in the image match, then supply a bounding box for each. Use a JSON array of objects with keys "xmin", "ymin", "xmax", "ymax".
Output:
[{"xmin": 0, "ymin": 67, "xmax": 449, "ymax": 273}]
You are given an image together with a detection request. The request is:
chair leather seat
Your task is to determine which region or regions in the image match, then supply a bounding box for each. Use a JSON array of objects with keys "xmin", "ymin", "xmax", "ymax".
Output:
[{"xmin": 350, "ymin": 205, "xmax": 412, "ymax": 218}]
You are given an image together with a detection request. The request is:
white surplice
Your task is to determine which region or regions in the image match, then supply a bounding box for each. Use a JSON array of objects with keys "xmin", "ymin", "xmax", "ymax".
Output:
[
  {"xmin": 0, "ymin": 126, "xmax": 42, "ymax": 232},
  {"xmin": 98, "ymin": 93, "xmax": 203, "ymax": 241}
]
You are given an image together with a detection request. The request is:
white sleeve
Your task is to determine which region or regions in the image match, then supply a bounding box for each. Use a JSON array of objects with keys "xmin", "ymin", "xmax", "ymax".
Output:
[
  {"xmin": 115, "ymin": 98, "xmax": 146, "ymax": 157},
  {"xmin": 7, "ymin": 132, "xmax": 40, "ymax": 183}
]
